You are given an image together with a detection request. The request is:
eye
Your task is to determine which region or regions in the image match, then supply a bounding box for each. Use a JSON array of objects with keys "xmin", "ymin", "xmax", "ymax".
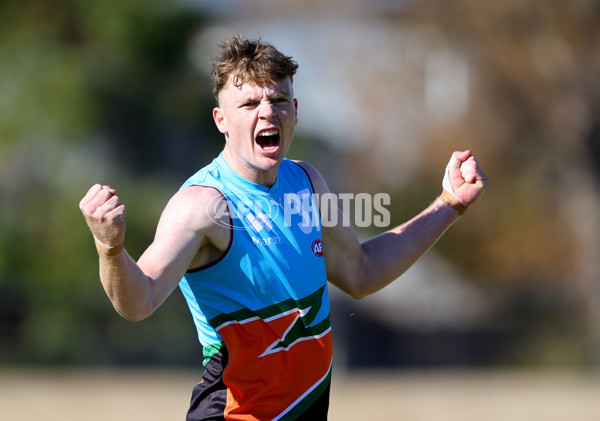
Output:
[{"xmin": 242, "ymin": 101, "xmax": 258, "ymax": 108}]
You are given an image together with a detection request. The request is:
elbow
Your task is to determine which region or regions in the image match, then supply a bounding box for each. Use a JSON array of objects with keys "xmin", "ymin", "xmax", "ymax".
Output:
[
  {"xmin": 332, "ymin": 266, "xmax": 373, "ymax": 300},
  {"xmin": 120, "ymin": 312, "xmax": 149, "ymax": 323},
  {"xmin": 346, "ymin": 287, "xmax": 371, "ymax": 300},
  {"xmin": 339, "ymin": 281, "xmax": 372, "ymax": 300},
  {"xmin": 106, "ymin": 286, "xmax": 156, "ymax": 322},
  {"xmin": 345, "ymin": 266, "xmax": 374, "ymax": 300},
  {"xmin": 113, "ymin": 303, "xmax": 154, "ymax": 323}
]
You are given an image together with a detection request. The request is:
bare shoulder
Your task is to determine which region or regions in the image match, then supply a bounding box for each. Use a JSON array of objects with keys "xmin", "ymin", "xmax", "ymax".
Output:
[
  {"xmin": 137, "ymin": 185, "xmax": 230, "ymax": 285},
  {"xmin": 165, "ymin": 185, "xmax": 220, "ymax": 224},
  {"xmin": 160, "ymin": 185, "xmax": 229, "ymax": 245}
]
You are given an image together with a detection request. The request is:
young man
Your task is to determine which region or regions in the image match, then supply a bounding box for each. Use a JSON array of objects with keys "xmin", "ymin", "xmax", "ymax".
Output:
[{"xmin": 80, "ymin": 36, "xmax": 488, "ymax": 420}]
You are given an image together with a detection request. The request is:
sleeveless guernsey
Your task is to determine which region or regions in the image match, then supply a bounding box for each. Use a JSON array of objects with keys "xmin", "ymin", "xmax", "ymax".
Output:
[{"xmin": 179, "ymin": 153, "xmax": 332, "ymax": 421}]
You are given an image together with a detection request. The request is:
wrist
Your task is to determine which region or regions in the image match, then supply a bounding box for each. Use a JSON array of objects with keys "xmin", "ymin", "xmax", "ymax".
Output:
[
  {"xmin": 440, "ymin": 190, "xmax": 468, "ymax": 216},
  {"xmin": 94, "ymin": 237, "xmax": 124, "ymax": 257}
]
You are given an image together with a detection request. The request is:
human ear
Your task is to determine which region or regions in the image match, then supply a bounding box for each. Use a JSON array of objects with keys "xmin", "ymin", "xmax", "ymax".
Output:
[
  {"xmin": 213, "ymin": 107, "xmax": 227, "ymax": 134},
  {"xmin": 293, "ymin": 98, "xmax": 298, "ymax": 125}
]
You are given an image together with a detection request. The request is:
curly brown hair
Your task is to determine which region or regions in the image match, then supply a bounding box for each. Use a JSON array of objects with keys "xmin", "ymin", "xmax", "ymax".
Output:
[{"xmin": 211, "ymin": 36, "xmax": 299, "ymax": 102}]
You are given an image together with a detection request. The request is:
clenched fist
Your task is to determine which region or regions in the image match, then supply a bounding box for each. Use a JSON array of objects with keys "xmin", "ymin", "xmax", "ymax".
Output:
[
  {"xmin": 79, "ymin": 184, "xmax": 126, "ymax": 250},
  {"xmin": 442, "ymin": 150, "xmax": 488, "ymax": 206}
]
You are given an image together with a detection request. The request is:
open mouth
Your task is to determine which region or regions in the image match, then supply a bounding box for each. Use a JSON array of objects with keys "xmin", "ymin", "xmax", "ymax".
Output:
[{"xmin": 255, "ymin": 129, "xmax": 280, "ymax": 150}]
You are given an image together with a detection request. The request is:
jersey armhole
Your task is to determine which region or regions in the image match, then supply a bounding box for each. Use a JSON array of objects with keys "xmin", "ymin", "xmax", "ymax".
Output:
[
  {"xmin": 291, "ymin": 161, "xmax": 321, "ymax": 218},
  {"xmin": 292, "ymin": 161, "xmax": 318, "ymax": 195},
  {"xmin": 186, "ymin": 185, "xmax": 234, "ymax": 273}
]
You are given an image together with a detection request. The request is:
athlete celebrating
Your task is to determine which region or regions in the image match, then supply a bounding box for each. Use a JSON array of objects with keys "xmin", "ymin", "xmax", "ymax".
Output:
[{"xmin": 80, "ymin": 36, "xmax": 488, "ymax": 420}]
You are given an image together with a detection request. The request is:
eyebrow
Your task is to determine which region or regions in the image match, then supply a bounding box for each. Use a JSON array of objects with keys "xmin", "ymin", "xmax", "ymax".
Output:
[
  {"xmin": 239, "ymin": 91, "xmax": 292, "ymax": 104},
  {"xmin": 270, "ymin": 92, "xmax": 292, "ymax": 101}
]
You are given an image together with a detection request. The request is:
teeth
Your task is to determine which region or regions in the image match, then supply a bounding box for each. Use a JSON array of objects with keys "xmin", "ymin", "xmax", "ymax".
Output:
[{"xmin": 258, "ymin": 129, "xmax": 278, "ymax": 136}]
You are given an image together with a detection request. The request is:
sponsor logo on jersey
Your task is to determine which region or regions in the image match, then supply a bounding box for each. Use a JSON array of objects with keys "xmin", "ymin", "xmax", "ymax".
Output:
[{"xmin": 311, "ymin": 239, "xmax": 324, "ymax": 257}]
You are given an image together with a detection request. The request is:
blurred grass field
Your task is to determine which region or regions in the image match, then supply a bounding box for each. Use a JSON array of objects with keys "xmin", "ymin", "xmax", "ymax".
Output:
[{"xmin": 2, "ymin": 367, "xmax": 600, "ymax": 421}]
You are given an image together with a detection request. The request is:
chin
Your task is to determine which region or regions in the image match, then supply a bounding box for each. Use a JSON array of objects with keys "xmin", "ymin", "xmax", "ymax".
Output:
[{"xmin": 255, "ymin": 154, "xmax": 284, "ymax": 171}]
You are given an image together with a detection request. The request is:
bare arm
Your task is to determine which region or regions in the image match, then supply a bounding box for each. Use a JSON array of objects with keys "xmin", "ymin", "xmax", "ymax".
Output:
[
  {"xmin": 79, "ymin": 185, "xmax": 222, "ymax": 321},
  {"xmin": 297, "ymin": 150, "xmax": 488, "ymax": 299}
]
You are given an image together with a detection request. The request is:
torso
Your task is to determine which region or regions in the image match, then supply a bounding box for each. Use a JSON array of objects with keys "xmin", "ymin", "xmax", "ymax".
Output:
[{"xmin": 179, "ymin": 154, "xmax": 332, "ymax": 420}]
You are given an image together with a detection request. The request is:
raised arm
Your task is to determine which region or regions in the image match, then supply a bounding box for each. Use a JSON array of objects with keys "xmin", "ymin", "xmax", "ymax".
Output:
[
  {"xmin": 79, "ymin": 184, "xmax": 224, "ymax": 321},
  {"xmin": 297, "ymin": 150, "xmax": 488, "ymax": 299}
]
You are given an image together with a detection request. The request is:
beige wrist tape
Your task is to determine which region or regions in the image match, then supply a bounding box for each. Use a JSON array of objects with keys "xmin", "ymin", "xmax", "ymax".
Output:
[
  {"xmin": 94, "ymin": 238, "xmax": 124, "ymax": 257},
  {"xmin": 440, "ymin": 190, "xmax": 468, "ymax": 215}
]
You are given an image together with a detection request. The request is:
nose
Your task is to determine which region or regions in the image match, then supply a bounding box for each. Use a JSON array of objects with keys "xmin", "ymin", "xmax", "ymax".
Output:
[{"xmin": 258, "ymin": 101, "xmax": 276, "ymax": 120}]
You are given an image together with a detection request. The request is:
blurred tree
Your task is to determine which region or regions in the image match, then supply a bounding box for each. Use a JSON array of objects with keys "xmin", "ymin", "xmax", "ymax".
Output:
[
  {"xmin": 402, "ymin": 0, "xmax": 600, "ymax": 364},
  {"xmin": 0, "ymin": 0, "xmax": 217, "ymax": 364}
]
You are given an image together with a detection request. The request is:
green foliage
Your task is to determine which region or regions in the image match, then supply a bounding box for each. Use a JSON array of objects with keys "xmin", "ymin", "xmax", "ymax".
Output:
[{"xmin": 0, "ymin": 0, "xmax": 213, "ymax": 365}]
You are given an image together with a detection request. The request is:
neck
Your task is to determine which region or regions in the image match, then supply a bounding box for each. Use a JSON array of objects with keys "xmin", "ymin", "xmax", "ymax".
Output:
[{"xmin": 222, "ymin": 148, "xmax": 279, "ymax": 187}]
